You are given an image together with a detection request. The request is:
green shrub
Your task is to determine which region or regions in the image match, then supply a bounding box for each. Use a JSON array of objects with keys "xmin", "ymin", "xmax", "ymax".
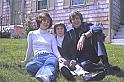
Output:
[{"xmin": 0, "ymin": 31, "xmax": 10, "ymax": 38}]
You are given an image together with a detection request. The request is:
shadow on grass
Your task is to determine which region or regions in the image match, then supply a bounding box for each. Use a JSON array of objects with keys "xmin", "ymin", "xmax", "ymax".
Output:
[
  {"xmin": 105, "ymin": 65, "xmax": 124, "ymax": 78},
  {"xmin": 109, "ymin": 68, "xmax": 124, "ymax": 78}
]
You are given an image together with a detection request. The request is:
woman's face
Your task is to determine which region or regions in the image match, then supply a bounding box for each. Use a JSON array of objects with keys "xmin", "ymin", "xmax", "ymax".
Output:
[
  {"xmin": 71, "ymin": 15, "xmax": 81, "ymax": 28},
  {"xmin": 40, "ymin": 17, "xmax": 50, "ymax": 30},
  {"xmin": 56, "ymin": 26, "xmax": 65, "ymax": 37}
]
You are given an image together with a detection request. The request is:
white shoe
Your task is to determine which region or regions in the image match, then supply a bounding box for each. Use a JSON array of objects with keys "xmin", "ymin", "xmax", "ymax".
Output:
[
  {"xmin": 74, "ymin": 65, "xmax": 89, "ymax": 76},
  {"xmin": 36, "ymin": 74, "xmax": 50, "ymax": 82}
]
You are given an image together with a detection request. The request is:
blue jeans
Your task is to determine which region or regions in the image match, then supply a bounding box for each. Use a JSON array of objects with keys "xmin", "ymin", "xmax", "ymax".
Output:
[
  {"xmin": 91, "ymin": 24, "xmax": 107, "ymax": 56},
  {"xmin": 25, "ymin": 53, "xmax": 58, "ymax": 81}
]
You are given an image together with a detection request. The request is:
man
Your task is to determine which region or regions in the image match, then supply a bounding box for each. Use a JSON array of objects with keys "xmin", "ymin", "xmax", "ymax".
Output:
[{"xmin": 61, "ymin": 11, "xmax": 110, "ymax": 81}]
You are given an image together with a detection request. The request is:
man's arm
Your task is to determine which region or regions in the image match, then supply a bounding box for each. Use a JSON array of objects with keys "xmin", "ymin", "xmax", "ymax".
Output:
[
  {"xmin": 77, "ymin": 24, "xmax": 103, "ymax": 51},
  {"xmin": 77, "ymin": 30, "xmax": 92, "ymax": 51}
]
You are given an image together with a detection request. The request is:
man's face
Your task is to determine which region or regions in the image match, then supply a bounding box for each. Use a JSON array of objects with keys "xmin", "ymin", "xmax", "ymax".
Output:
[{"xmin": 71, "ymin": 16, "xmax": 81, "ymax": 28}]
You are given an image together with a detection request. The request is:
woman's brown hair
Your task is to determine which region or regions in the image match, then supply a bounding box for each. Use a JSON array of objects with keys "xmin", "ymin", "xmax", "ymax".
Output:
[{"xmin": 35, "ymin": 12, "xmax": 52, "ymax": 28}]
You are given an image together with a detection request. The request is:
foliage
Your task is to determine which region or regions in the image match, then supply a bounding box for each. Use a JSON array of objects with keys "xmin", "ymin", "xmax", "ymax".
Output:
[
  {"xmin": 23, "ymin": 17, "xmax": 37, "ymax": 35},
  {"xmin": 0, "ymin": 39, "xmax": 124, "ymax": 82},
  {"xmin": 0, "ymin": 31, "xmax": 10, "ymax": 38}
]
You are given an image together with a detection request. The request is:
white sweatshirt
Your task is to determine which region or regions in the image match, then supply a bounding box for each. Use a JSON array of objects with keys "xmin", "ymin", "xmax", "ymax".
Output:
[{"xmin": 25, "ymin": 28, "xmax": 61, "ymax": 62}]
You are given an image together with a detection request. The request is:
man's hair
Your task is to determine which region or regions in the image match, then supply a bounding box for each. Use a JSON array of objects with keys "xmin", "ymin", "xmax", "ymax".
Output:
[
  {"xmin": 69, "ymin": 11, "xmax": 83, "ymax": 23},
  {"xmin": 35, "ymin": 12, "xmax": 52, "ymax": 28}
]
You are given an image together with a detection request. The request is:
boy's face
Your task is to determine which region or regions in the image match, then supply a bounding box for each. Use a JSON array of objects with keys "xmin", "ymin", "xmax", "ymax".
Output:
[
  {"xmin": 71, "ymin": 15, "xmax": 81, "ymax": 28},
  {"xmin": 56, "ymin": 25, "xmax": 65, "ymax": 37}
]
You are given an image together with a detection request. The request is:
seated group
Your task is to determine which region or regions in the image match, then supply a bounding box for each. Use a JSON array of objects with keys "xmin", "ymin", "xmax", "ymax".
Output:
[{"xmin": 23, "ymin": 11, "xmax": 120, "ymax": 82}]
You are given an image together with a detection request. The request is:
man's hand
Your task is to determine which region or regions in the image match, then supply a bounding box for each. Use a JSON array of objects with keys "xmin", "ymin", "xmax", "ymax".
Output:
[
  {"xmin": 77, "ymin": 31, "xmax": 92, "ymax": 51},
  {"xmin": 77, "ymin": 35, "xmax": 85, "ymax": 51}
]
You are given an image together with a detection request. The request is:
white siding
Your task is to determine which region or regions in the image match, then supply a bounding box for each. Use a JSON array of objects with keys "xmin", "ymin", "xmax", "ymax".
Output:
[{"xmin": 51, "ymin": 0, "xmax": 110, "ymax": 29}]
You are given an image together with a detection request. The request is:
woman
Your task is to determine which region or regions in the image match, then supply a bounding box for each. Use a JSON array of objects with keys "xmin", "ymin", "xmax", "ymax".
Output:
[{"xmin": 23, "ymin": 12, "xmax": 61, "ymax": 82}]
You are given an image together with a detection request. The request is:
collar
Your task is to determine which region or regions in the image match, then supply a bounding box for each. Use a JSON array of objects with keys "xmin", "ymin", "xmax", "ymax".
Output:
[
  {"xmin": 57, "ymin": 35, "xmax": 64, "ymax": 39},
  {"xmin": 38, "ymin": 28, "xmax": 48, "ymax": 34}
]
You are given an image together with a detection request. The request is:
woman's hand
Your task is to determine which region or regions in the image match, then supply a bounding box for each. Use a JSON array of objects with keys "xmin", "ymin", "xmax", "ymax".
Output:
[
  {"xmin": 20, "ymin": 60, "xmax": 26, "ymax": 64},
  {"xmin": 20, "ymin": 60, "xmax": 28, "ymax": 64}
]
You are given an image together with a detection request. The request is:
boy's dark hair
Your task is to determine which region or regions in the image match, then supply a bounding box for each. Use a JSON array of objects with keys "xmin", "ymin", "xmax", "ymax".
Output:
[
  {"xmin": 54, "ymin": 23, "xmax": 67, "ymax": 34},
  {"xmin": 35, "ymin": 12, "xmax": 52, "ymax": 28},
  {"xmin": 69, "ymin": 11, "xmax": 83, "ymax": 23}
]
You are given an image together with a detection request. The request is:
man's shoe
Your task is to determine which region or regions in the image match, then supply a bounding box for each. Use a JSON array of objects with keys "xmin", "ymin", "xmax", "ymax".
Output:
[
  {"xmin": 36, "ymin": 74, "xmax": 50, "ymax": 82},
  {"xmin": 37, "ymin": 77, "xmax": 44, "ymax": 82},
  {"xmin": 82, "ymin": 71, "xmax": 105, "ymax": 81},
  {"xmin": 61, "ymin": 66, "xmax": 75, "ymax": 81}
]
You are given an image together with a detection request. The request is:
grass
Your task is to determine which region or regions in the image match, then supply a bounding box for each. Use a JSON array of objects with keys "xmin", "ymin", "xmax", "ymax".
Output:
[{"xmin": 0, "ymin": 38, "xmax": 124, "ymax": 82}]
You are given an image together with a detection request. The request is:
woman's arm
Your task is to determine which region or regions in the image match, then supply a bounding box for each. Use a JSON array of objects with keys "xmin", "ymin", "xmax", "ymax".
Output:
[
  {"xmin": 24, "ymin": 31, "xmax": 33, "ymax": 63},
  {"xmin": 51, "ymin": 35, "xmax": 62, "ymax": 58}
]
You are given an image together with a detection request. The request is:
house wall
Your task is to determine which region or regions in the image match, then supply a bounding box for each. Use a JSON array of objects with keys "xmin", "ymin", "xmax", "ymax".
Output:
[
  {"xmin": 1, "ymin": 0, "xmax": 25, "ymax": 25},
  {"xmin": 0, "ymin": 0, "xmax": 9, "ymax": 26},
  {"xmin": 50, "ymin": 0, "xmax": 110, "ymax": 36},
  {"xmin": 111, "ymin": 0, "xmax": 120, "ymax": 38},
  {"xmin": 2, "ymin": 0, "xmax": 119, "ymax": 38},
  {"xmin": 49, "ymin": 0, "xmax": 121, "ymax": 38},
  {"xmin": 0, "ymin": 0, "xmax": 3, "ymax": 16},
  {"xmin": 120, "ymin": 0, "xmax": 124, "ymax": 24},
  {"xmin": 23, "ymin": 0, "xmax": 110, "ymax": 35}
]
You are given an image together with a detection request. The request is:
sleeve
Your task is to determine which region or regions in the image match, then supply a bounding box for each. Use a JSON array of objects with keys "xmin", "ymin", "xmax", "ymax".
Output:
[
  {"xmin": 51, "ymin": 35, "xmax": 62, "ymax": 58},
  {"xmin": 24, "ymin": 31, "xmax": 33, "ymax": 62},
  {"xmin": 62, "ymin": 32, "xmax": 76, "ymax": 60},
  {"xmin": 62, "ymin": 33, "xmax": 70, "ymax": 58},
  {"xmin": 90, "ymin": 24, "xmax": 103, "ymax": 34}
]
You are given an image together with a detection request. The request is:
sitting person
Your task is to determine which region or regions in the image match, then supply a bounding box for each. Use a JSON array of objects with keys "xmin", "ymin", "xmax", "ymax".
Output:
[
  {"xmin": 22, "ymin": 12, "xmax": 61, "ymax": 82},
  {"xmin": 54, "ymin": 22, "xmax": 105, "ymax": 82},
  {"xmin": 61, "ymin": 11, "xmax": 121, "ymax": 81}
]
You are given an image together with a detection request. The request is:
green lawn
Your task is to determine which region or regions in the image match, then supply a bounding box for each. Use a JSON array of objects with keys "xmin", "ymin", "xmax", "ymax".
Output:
[{"xmin": 0, "ymin": 39, "xmax": 124, "ymax": 82}]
